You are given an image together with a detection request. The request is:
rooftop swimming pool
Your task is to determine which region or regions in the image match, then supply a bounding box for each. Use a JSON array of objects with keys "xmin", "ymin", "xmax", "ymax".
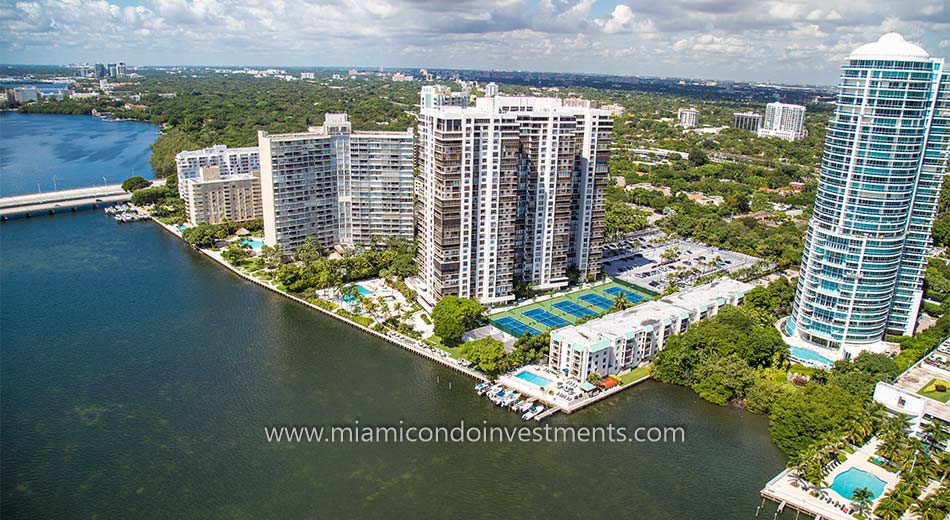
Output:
[
  {"xmin": 789, "ymin": 346, "xmax": 833, "ymax": 367},
  {"xmin": 515, "ymin": 370, "xmax": 553, "ymax": 388},
  {"xmin": 830, "ymin": 467, "xmax": 887, "ymax": 501}
]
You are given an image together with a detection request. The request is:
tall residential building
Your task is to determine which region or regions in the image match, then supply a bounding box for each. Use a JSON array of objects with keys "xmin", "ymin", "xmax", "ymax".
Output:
[
  {"xmin": 258, "ymin": 113, "xmax": 414, "ymax": 251},
  {"xmin": 420, "ymin": 85, "xmax": 472, "ymax": 109},
  {"xmin": 733, "ymin": 112, "xmax": 762, "ymax": 132},
  {"xmin": 115, "ymin": 62, "xmax": 127, "ymax": 79},
  {"xmin": 415, "ymin": 92, "xmax": 612, "ymax": 307},
  {"xmin": 94, "ymin": 63, "xmax": 107, "ymax": 79},
  {"xmin": 785, "ymin": 33, "xmax": 950, "ymax": 362},
  {"xmin": 175, "ymin": 145, "xmax": 260, "ymax": 199},
  {"xmin": 677, "ymin": 107, "xmax": 699, "ymax": 128},
  {"xmin": 184, "ymin": 166, "xmax": 262, "ymax": 225},
  {"xmin": 758, "ymin": 102, "xmax": 807, "ymax": 141}
]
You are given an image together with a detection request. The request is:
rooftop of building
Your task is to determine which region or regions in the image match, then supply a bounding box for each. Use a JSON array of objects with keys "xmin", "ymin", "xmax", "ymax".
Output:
[
  {"xmin": 888, "ymin": 339, "xmax": 950, "ymax": 421},
  {"xmin": 658, "ymin": 277, "xmax": 752, "ymax": 309},
  {"xmin": 849, "ymin": 32, "xmax": 930, "ymax": 61},
  {"xmin": 421, "ymin": 94, "xmax": 612, "ymax": 118},
  {"xmin": 553, "ymin": 278, "xmax": 754, "ymax": 351},
  {"xmin": 176, "ymin": 144, "xmax": 259, "ymax": 158}
]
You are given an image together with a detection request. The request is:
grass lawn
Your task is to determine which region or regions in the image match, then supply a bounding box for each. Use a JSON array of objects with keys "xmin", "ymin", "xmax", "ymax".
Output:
[
  {"xmin": 616, "ymin": 364, "xmax": 652, "ymax": 385},
  {"xmin": 917, "ymin": 378, "xmax": 950, "ymax": 403},
  {"xmin": 424, "ymin": 335, "xmax": 462, "ymax": 359},
  {"xmin": 488, "ymin": 279, "xmax": 653, "ymax": 336}
]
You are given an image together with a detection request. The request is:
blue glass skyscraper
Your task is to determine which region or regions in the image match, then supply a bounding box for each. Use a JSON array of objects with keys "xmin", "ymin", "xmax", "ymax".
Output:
[{"xmin": 785, "ymin": 33, "xmax": 949, "ymax": 361}]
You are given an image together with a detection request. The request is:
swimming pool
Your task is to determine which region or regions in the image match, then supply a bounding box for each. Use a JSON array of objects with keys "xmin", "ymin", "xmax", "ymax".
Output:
[
  {"xmin": 515, "ymin": 370, "xmax": 553, "ymax": 388},
  {"xmin": 342, "ymin": 284, "xmax": 373, "ymax": 303},
  {"xmin": 830, "ymin": 467, "xmax": 887, "ymax": 501},
  {"xmin": 241, "ymin": 239, "xmax": 265, "ymax": 250},
  {"xmin": 789, "ymin": 346, "xmax": 834, "ymax": 367}
]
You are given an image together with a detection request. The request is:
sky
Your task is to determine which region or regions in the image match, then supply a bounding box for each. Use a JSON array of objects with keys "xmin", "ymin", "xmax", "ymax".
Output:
[{"xmin": 1, "ymin": 0, "xmax": 948, "ymax": 85}]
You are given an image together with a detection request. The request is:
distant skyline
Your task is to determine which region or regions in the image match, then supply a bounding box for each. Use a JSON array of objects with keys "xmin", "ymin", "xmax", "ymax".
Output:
[{"xmin": 2, "ymin": 0, "xmax": 948, "ymax": 85}]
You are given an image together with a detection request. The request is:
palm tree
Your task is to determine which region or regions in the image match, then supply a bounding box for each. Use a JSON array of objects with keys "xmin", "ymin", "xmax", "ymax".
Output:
[
  {"xmin": 851, "ymin": 487, "xmax": 873, "ymax": 519},
  {"xmin": 910, "ymin": 494, "xmax": 945, "ymax": 520},
  {"xmin": 922, "ymin": 421, "xmax": 949, "ymax": 452},
  {"xmin": 787, "ymin": 453, "xmax": 813, "ymax": 491},
  {"xmin": 874, "ymin": 496, "xmax": 907, "ymax": 520},
  {"xmin": 933, "ymin": 450, "xmax": 950, "ymax": 482},
  {"xmin": 609, "ymin": 293, "xmax": 631, "ymax": 312},
  {"xmin": 878, "ymin": 433, "xmax": 907, "ymax": 468},
  {"xmin": 883, "ymin": 414, "xmax": 913, "ymax": 436}
]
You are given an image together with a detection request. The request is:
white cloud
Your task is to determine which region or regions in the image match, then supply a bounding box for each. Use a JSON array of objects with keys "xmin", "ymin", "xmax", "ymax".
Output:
[{"xmin": 1, "ymin": 0, "xmax": 947, "ymax": 84}]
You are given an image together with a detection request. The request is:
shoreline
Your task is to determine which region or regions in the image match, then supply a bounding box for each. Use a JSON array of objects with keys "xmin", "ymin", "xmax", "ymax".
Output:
[
  {"xmin": 146, "ymin": 214, "xmax": 656, "ymax": 418},
  {"xmin": 147, "ymin": 215, "xmax": 490, "ymax": 383}
]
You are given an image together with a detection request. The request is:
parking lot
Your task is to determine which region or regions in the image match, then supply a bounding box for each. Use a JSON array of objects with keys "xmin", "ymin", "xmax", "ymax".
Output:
[{"xmin": 602, "ymin": 230, "xmax": 762, "ymax": 292}]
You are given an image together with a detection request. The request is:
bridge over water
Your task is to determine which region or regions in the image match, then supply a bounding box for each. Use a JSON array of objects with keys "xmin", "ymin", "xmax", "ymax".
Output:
[{"xmin": 0, "ymin": 179, "xmax": 165, "ymax": 220}]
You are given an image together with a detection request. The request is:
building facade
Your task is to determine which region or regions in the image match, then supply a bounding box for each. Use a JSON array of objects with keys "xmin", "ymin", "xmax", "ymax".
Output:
[
  {"xmin": 184, "ymin": 166, "xmax": 262, "ymax": 225},
  {"xmin": 258, "ymin": 113, "xmax": 414, "ymax": 251},
  {"xmin": 785, "ymin": 33, "xmax": 950, "ymax": 361},
  {"xmin": 733, "ymin": 112, "xmax": 762, "ymax": 132},
  {"xmin": 415, "ymin": 91, "xmax": 612, "ymax": 307},
  {"xmin": 549, "ymin": 279, "xmax": 752, "ymax": 381},
  {"xmin": 175, "ymin": 145, "xmax": 261, "ymax": 199},
  {"xmin": 758, "ymin": 102, "xmax": 807, "ymax": 141},
  {"xmin": 678, "ymin": 107, "xmax": 699, "ymax": 128}
]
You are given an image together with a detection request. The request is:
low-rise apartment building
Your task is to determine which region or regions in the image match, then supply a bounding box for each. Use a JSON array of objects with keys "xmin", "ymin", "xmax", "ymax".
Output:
[{"xmin": 549, "ymin": 279, "xmax": 753, "ymax": 381}]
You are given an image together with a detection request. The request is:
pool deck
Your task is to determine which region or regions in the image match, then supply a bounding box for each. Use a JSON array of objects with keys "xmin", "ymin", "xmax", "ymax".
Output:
[
  {"xmin": 496, "ymin": 365, "xmax": 653, "ymax": 415},
  {"xmin": 760, "ymin": 439, "xmax": 898, "ymax": 520}
]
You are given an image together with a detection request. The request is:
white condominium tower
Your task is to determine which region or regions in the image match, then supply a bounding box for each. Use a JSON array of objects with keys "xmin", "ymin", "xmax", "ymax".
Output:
[
  {"xmin": 785, "ymin": 33, "xmax": 949, "ymax": 361},
  {"xmin": 175, "ymin": 145, "xmax": 260, "ymax": 199},
  {"xmin": 733, "ymin": 112, "xmax": 762, "ymax": 132},
  {"xmin": 758, "ymin": 102, "xmax": 807, "ymax": 141},
  {"xmin": 677, "ymin": 107, "xmax": 699, "ymax": 128},
  {"xmin": 258, "ymin": 114, "xmax": 414, "ymax": 251},
  {"xmin": 415, "ymin": 91, "xmax": 612, "ymax": 307}
]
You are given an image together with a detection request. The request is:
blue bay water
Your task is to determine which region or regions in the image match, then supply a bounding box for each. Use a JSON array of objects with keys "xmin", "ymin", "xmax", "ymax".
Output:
[
  {"xmin": 0, "ymin": 112, "xmax": 159, "ymax": 196},
  {"xmin": 0, "ymin": 114, "xmax": 794, "ymax": 519}
]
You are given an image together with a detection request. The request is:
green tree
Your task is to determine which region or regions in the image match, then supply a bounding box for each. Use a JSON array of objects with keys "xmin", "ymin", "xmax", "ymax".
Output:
[
  {"xmin": 222, "ymin": 242, "xmax": 251, "ymax": 264},
  {"xmin": 432, "ymin": 296, "xmax": 486, "ymax": 347},
  {"xmin": 460, "ymin": 338, "xmax": 506, "ymax": 375},
  {"xmin": 121, "ymin": 176, "xmax": 151, "ymax": 192},
  {"xmin": 768, "ymin": 383, "xmax": 865, "ymax": 455},
  {"xmin": 688, "ymin": 148, "xmax": 708, "ymax": 166},
  {"xmin": 130, "ymin": 186, "xmax": 168, "ymax": 206}
]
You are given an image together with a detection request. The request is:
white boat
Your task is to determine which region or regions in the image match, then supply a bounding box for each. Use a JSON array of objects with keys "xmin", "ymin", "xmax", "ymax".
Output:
[
  {"xmin": 517, "ymin": 399, "xmax": 536, "ymax": 412},
  {"xmin": 522, "ymin": 405, "xmax": 545, "ymax": 421},
  {"xmin": 500, "ymin": 392, "xmax": 521, "ymax": 407},
  {"xmin": 509, "ymin": 399, "xmax": 523, "ymax": 410}
]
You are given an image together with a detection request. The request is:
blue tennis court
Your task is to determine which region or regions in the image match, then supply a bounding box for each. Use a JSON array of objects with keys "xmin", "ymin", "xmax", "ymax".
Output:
[
  {"xmin": 523, "ymin": 309, "xmax": 569, "ymax": 328},
  {"xmin": 552, "ymin": 300, "xmax": 598, "ymax": 318},
  {"xmin": 579, "ymin": 293, "xmax": 613, "ymax": 310},
  {"xmin": 494, "ymin": 317, "xmax": 541, "ymax": 337},
  {"xmin": 604, "ymin": 286, "xmax": 643, "ymax": 303}
]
